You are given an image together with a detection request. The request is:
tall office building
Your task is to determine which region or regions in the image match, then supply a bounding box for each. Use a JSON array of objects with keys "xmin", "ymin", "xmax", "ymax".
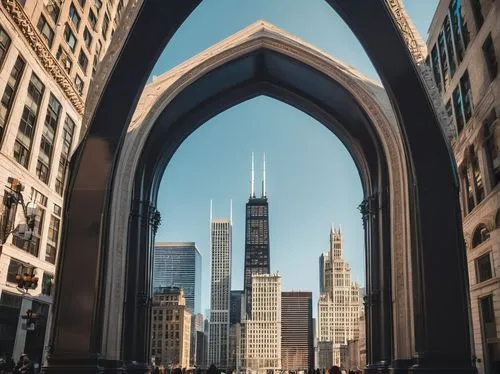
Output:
[
  {"xmin": 208, "ymin": 209, "xmax": 232, "ymax": 369},
  {"xmin": 230, "ymin": 290, "xmax": 244, "ymax": 325},
  {"xmin": 318, "ymin": 226, "xmax": 360, "ymax": 368},
  {"xmin": 242, "ymin": 273, "xmax": 282, "ymax": 374},
  {"xmin": 244, "ymin": 153, "xmax": 270, "ymax": 316},
  {"xmin": 281, "ymin": 291, "xmax": 314, "ymax": 372},
  {"xmin": 426, "ymin": 1, "xmax": 500, "ymax": 373},
  {"xmin": 0, "ymin": 0, "xmax": 126, "ymax": 364},
  {"xmin": 150, "ymin": 287, "xmax": 191, "ymax": 368},
  {"xmin": 153, "ymin": 242, "xmax": 202, "ymax": 313}
]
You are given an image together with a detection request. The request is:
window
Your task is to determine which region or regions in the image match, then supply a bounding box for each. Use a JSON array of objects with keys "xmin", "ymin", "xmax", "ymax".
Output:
[
  {"xmin": 431, "ymin": 45, "xmax": 442, "ymax": 92},
  {"xmin": 88, "ymin": 9, "xmax": 97, "ymax": 30},
  {"xmin": 54, "ymin": 204, "xmax": 61, "ymax": 216},
  {"xmin": 0, "ymin": 26, "xmax": 11, "ymax": 67},
  {"xmin": 78, "ymin": 49, "xmax": 88, "ymax": 73},
  {"xmin": 462, "ymin": 167, "xmax": 474, "ymax": 213},
  {"xmin": 69, "ymin": 3, "xmax": 81, "ymax": 30},
  {"xmin": 48, "ymin": 215, "xmax": 60, "ymax": 243},
  {"xmin": 443, "ymin": 15, "xmax": 456, "ymax": 77},
  {"xmin": 14, "ymin": 74, "xmax": 45, "ymax": 168},
  {"xmin": 480, "ymin": 295, "xmax": 496, "ymax": 340},
  {"xmin": 13, "ymin": 202, "xmax": 44, "ymax": 256},
  {"xmin": 0, "ymin": 57, "xmax": 25, "ymax": 142},
  {"xmin": 56, "ymin": 116, "xmax": 75, "ymax": 194},
  {"xmin": 472, "ymin": 224, "xmax": 490, "ymax": 248},
  {"xmin": 438, "ymin": 31, "xmax": 449, "ymax": 90},
  {"xmin": 75, "ymin": 74, "xmax": 84, "ymax": 95},
  {"xmin": 102, "ymin": 13, "xmax": 110, "ymax": 39},
  {"xmin": 452, "ymin": 70, "xmax": 473, "ymax": 134},
  {"xmin": 460, "ymin": 71, "xmax": 472, "ymax": 122},
  {"xmin": 6, "ymin": 258, "xmax": 23, "ymax": 283},
  {"xmin": 56, "ymin": 46, "xmax": 72, "ymax": 74},
  {"xmin": 31, "ymin": 188, "xmax": 48, "ymax": 207},
  {"xmin": 452, "ymin": 86, "xmax": 465, "ymax": 133},
  {"xmin": 45, "ymin": 0, "xmax": 61, "ymax": 23},
  {"xmin": 483, "ymin": 34, "xmax": 498, "ymax": 80},
  {"xmin": 471, "ymin": 149, "xmax": 484, "ymax": 203},
  {"xmin": 450, "ymin": 0, "xmax": 469, "ymax": 63},
  {"xmin": 37, "ymin": 16, "xmax": 54, "ymax": 47},
  {"xmin": 484, "ymin": 109, "xmax": 500, "ymax": 185},
  {"xmin": 36, "ymin": 160, "xmax": 50, "ymax": 183},
  {"xmin": 45, "ymin": 244, "xmax": 57, "ymax": 264},
  {"xmin": 470, "ymin": 0, "xmax": 483, "ymax": 31},
  {"xmin": 42, "ymin": 273, "xmax": 54, "ymax": 296},
  {"xmin": 64, "ymin": 24, "xmax": 77, "ymax": 51},
  {"xmin": 37, "ymin": 94, "xmax": 60, "ymax": 183},
  {"xmin": 83, "ymin": 27, "xmax": 92, "ymax": 49},
  {"xmin": 476, "ymin": 253, "xmax": 493, "ymax": 283}
]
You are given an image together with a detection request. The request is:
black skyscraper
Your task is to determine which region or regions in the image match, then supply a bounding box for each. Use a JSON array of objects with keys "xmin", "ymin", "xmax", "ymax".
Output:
[{"xmin": 243, "ymin": 153, "xmax": 270, "ymax": 316}]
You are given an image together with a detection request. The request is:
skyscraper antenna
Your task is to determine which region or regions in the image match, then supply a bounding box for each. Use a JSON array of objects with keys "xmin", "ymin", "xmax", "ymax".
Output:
[
  {"xmin": 262, "ymin": 152, "xmax": 266, "ymax": 197},
  {"xmin": 230, "ymin": 199, "xmax": 233, "ymax": 225},
  {"xmin": 251, "ymin": 152, "xmax": 255, "ymax": 198},
  {"xmin": 210, "ymin": 199, "xmax": 213, "ymax": 221}
]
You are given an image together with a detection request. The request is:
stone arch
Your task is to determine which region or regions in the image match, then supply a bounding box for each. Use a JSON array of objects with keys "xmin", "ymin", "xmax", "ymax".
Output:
[
  {"xmin": 472, "ymin": 223, "xmax": 491, "ymax": 248},
  {"xmin": 44, "ymin": 2, "xmax": 474, "ymax": 374},
  {"xmin": 104, "ymin": 21, "xmax": 412, "ymax": 366}
]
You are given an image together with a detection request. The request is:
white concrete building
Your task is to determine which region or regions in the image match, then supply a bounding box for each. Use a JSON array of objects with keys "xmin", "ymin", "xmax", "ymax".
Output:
[
  {"xmin": 208, "ymin": 217, "xmax": 232, "ymax": 369},
  {"xmin": 317, "ymin": 226, "xmax": 360, "ymax": 369},
  {"xmin": 242, "ymin": 273, "xmax": 282, "ymax": 374},
  {"xmin": 0, "ymin": 0, "xmax": 125, "ymax": 366}
]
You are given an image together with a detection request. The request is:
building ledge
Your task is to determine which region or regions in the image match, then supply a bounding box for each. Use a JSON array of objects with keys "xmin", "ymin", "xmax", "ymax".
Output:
[{"xmin": 470, "ymin": 276, "xmax": 500, "ymax": 292}]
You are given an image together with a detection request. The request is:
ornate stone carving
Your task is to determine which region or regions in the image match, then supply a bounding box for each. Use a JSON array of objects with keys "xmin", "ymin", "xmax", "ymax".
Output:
[
  {"xmin": 2, "ymin": 0, "xmax": 84, "ymax": 115},
  {"xmin": 385, "ymin": 0, "xmax": 456, "ymax": 141}
]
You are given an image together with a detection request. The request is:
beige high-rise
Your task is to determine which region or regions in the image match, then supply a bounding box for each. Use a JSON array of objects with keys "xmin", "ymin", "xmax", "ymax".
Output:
[
  {"xmin": 426, "ymin": 1, "xmax": 500, "ymax": 373},
  {"xmin": 0, "ymin": 0, "xmax": 125, "ymax": 365},
  {"xmin": 318, "ymin": 226, "xmax": 360, "ymax": 369},
  {"xmin": 151, "ymin": 287, "xmax": 192, "ymax": 369},
  {"xmin": 242, "ymin": 273, "xmax": 282, "ymax": 374}
]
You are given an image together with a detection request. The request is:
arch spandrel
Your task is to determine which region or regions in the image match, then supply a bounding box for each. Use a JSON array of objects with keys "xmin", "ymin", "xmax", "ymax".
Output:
[{"xmin": 104, "ymin": 20, "xmax": 413, "ymax": 361}]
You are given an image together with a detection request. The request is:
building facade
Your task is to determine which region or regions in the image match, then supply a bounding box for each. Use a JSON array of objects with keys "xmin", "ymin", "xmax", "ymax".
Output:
[
  {"xmin": 281, "ymin": 291, "xmax": 314, "ymax": 372},
  {"xmin": 190, "ymin": 313, "xmax": 204, "ymax": 367},
  {"xmin": 317, "ymin": 226, "xmax": 360, "ymax": 369},
  {"xmin": 426, "ymin": 1, "xmax": 500, "ymax": 373},
  {"xmin": 242, "ymin": 273, "xmax": 281, "ymax": 374},
  {"xmin": 153, "ymin": 242, "xmax": 202, "ymax": 313},
  {"xmin": 230, "ymin": 289, "xmax": 244, "ymax": 325},
  {"xmin": 151, "ymin": 287, "xmax": 191, "ymax": 369},
  {"xmin": 244, "ymin": 153, "xmax": 270, "ymax": 316},
  {"xmin": 0, "ymin": 0, "xmax": 125, "ymax": 365},
  {"xmin": 208, "ymin": 217, "xmax": 232, "ymax": 369}
]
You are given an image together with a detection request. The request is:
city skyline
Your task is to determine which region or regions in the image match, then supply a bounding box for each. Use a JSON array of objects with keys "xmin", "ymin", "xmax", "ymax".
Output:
[{"xmin": 155, "ymin": 1, "xmax": 439, "ymax": 315}]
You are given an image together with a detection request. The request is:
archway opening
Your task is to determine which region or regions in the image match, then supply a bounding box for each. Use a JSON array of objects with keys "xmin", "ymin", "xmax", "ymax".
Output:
[{"xmin": 44, "ymin": 2, "xmax": 473, "ymax": 374}]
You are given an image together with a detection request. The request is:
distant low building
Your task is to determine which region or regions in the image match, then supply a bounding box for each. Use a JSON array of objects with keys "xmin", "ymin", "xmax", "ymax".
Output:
[{"xmin": 151, "ymin": 287, "xmax": 191, "ymax": 368}]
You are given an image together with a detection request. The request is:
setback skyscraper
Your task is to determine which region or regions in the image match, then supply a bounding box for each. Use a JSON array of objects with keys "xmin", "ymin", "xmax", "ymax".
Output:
[
  {"xmin": 244, "ymin": 153, "xmax": 270, "ymax": 316},
  {"xmin": 153, "ymin": 242, "xmax": 202, "ymax": 313},
  {"xmin": 318, "ymin": 226, "xmax": 360, "ymax": 368},
  {"xmin": 208, "ymin": 204, "xmax": 232, "ymax": 370}
]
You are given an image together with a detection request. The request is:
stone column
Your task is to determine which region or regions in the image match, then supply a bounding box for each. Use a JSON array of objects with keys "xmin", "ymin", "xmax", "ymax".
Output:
[{"xmin": 122, "ymin": 199, "xmax": 158, "ymax": 373}]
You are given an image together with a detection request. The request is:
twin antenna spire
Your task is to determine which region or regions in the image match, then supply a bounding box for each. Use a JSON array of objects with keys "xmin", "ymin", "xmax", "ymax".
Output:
[{"xmin": 250, "ymin": 152, "xmax": 266, "ymax": 198}]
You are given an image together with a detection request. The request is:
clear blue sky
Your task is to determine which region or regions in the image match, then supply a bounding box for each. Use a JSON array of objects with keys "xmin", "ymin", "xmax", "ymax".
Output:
[{"xmin": 152, "ymin": 0, "xmax": 439, "ymax": 315}]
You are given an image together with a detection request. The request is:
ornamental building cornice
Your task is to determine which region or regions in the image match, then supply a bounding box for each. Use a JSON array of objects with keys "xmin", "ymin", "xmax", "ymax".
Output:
[{"xmin": 1, "ymin": 0, "xmax": 85, "ymax": 116}]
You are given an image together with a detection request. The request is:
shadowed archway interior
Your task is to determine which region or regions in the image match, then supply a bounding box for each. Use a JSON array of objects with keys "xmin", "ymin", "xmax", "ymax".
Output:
[{"xmin": 43, "ymin": 2, "xmax": 473, "ymax": 374}]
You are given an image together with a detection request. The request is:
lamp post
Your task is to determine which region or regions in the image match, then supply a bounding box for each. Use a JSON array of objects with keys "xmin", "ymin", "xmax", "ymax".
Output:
[{"xmin": 0, "ymin": 177, "xmax": 38, "ymax": 256}]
